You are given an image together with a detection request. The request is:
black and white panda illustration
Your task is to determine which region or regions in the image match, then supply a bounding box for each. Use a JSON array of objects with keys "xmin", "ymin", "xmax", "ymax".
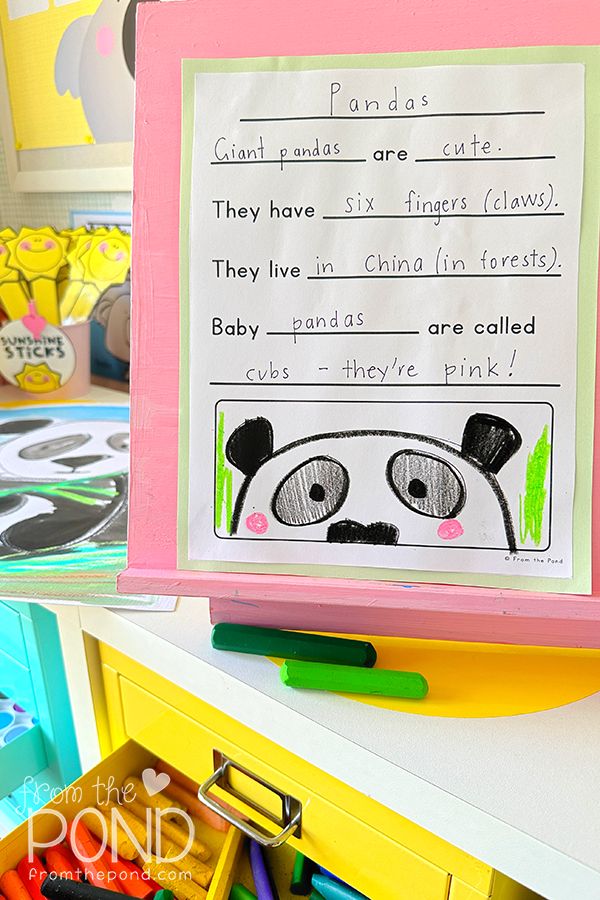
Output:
[
  {"xmin": 224, "ymin": 413, "xmax": 522, "ymax": 553},
  {"xmin": 0, "ymin": 417, "xmax": 129, "ymax": 557}
]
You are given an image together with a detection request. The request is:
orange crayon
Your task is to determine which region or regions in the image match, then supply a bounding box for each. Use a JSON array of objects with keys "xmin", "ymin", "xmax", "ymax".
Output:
[
  {"xmin": 68, "ymin": 821, "xmax": 123, "ymax": 893},
  {"xmin": 101, "ymin": 851, "xmax": 155, "ymax": 899},
  {"xmin": 161, "ymin": 782, "xmax": 229, "ymax": 833},
  {"xmin": 44, "ymin": 848, "xmax": 81, "ymax": 883},
  {"xmin": 0, "ymin": 871, "xmax": 32, "ymax": 900},
  {"xmin": 17, "ymin": 856, "xmax": 48, "ymax": 900}
]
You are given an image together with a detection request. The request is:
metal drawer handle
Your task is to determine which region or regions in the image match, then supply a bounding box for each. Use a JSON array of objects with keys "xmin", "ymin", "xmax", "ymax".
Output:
[{"xmin": 197, "ymin": 752, "xmax": 302, "ymax": 848}]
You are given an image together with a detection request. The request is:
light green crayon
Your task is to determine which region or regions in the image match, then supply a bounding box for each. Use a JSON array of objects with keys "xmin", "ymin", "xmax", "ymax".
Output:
[{"xmin": 281, "ymin": 659, "xmax": 428, "ymax": 699}]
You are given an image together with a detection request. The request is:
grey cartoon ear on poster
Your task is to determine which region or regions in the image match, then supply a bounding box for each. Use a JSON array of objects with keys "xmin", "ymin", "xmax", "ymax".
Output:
[
  {"xmin": 94, "ymin": 282, "xmax": 131, "ymax": 363},
  {"xmin": 54, "ymin": 0, "xmax": 154, "ymax": 144},
  {"xmin": 460, "ymin": 413, "xmax": 522, "ymax": 473},
  {"xmin": 226, "ymin": 417, "xmax": 274, "ymax": 476}
]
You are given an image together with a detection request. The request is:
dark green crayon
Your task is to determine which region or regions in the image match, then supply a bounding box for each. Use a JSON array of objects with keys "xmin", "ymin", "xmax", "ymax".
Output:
[
  {"xmin": 291, "ymin": 852, "xmax": 318, "ymax": 895},
  {"xmin": 281, "ymin": 660, "xmax": 428, "ymax": 699},
  {"xmin": 154, "ymin": 893, "xmax": 174, "ymax": 900},
  {"xmin": 229, "ymin": 885, "xmax": 257, "ymax": 900},
  {"xmin": 212, "ymin": 623, "xmax": 377, "ymax": 667},
  {"xmin": 310, "ymin": 893, "xmax": 326, "ymax": 900}
]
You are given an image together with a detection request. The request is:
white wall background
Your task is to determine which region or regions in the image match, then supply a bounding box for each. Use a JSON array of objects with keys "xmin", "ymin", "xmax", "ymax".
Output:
[{"xmin": 0, "ymin": 137, "xmax": 131, "ymax": 228}]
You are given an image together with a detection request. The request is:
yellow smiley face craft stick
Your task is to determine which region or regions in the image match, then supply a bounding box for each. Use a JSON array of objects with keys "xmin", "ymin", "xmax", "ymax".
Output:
[
  {"xmin": 59, "ymin": 227, "xmax": 90, "ymax": 271},
  {"xmin": 59, "ymin": 232, "xmax": 94, "ymax": 319},
  {"xmin": 6, "ymin": 227, "xmax": 69, "ymax": 282},
  {"xmin": 29, "ymin": 277, "xmax": 61, "ymax": 325},
  {"xmin": 0, "ymin": 228, "xmax": 30, "ymax": 320},
  {"xmin": 67, "ymin": 232, "xmax": 95, "ymax": 277},
  {"xmin": 58, "ymin": 227, "xmax": 90, "ymax": 283},
  {"xmin": 0, "ymin": 227, "xmax": 19, "ymax": 282},
  {"xmin": 66, "ymin": 282, "xmax": 102, "ymax": 323},
  {"xmin": 60, "ymin": 226, "xmax": 87, "ymax": 243},
  {"xmin": 0, "ymin": 227, "xmax": 16, "ymax": 252},
  {"xmin": 0, "ymin": 281, "xmax": 30, "ymax": 321},
  {"xmin": 59, "ymin": 280, "xmax": 85, "ymax": 321},
  {"xmin": 80, "ymin": 228, "xmax": 131, "ymax": 289},
  {"xmin": 5, "ymin": 227, "xmax": 68, "ymax": 324},
  {"xmin": 68, "ymin": 228, "xmax": 131, "ymax": 323}
]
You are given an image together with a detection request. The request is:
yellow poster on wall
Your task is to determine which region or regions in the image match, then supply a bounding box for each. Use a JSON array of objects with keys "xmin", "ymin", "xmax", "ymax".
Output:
[{"xmin": 0, "ymin": 0, "xmax": 140, "ymax": 150}]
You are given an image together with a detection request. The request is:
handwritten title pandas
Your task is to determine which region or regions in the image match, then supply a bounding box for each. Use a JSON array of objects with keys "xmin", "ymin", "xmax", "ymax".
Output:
[
  {"xmin": 328, "ymin": 81, "xmax": 429, "ymax": 116},
  {"xmin": 223, "ymin": 413, "xmax": 523, "ymax": 553},
  {"xmin": 0, "ymin": 417, "xmax": 129, "ymax": 557}
]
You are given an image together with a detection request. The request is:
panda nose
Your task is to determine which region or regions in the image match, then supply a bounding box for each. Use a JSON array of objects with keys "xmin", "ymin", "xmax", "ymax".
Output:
[
  {"xmin": 327, "ymin": 519, "xmax": 399, "ymax": 545},
  {"xmin": 53, "ymin": 455, "xmax": 108, "ymax": 470}
]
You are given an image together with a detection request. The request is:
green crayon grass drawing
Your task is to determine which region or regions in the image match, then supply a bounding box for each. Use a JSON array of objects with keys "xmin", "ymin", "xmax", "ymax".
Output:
[
  {"xmin": 519, "ymin": 425, "xmax": 552, "ymax": 547},
  {"xmin": 215, "ymin": 411, "xmax": 233, "ymax": 532}
]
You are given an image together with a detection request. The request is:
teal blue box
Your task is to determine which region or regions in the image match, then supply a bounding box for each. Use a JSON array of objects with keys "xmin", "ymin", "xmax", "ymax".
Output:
[{"xmin": 0, "ymin": 600, "xmax": 81, "ymax": 827}]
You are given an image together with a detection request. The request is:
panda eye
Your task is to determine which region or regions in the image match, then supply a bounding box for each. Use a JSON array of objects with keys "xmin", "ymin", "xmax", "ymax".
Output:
[
  {"xmin": 272, "ymin": 456, "xmax": 349, "ymax": 527},
  {"xmin": 387, "ymin": 450, "xmax": 465, "ymax": 519},
  {"xmin": 19, "ymin": 433, "xmax": 91, "ymax": 460},
  {"xmin": 107, "ymin": 432, "xmax": 129, "ymax": 452}
]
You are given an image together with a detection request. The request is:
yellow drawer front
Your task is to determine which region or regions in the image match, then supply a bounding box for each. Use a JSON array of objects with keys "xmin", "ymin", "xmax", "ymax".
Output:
[
  {"xmin": 0, "ymin": 741, "xmax": 249, "ymax": 900},
  {"xmin": 449, "ymin": 873, "xmax": 542, "ymax": 900},
  {"xmin": 98, "ymin": 642, "xmax": 495, "ymax": 897},
  {"xmin": 116, "ymin": 674, "xmax": 450, "ymax": 900},
  {"xmin": 449, "ymin": 880, "xmax": 489, "ymax": 900}
]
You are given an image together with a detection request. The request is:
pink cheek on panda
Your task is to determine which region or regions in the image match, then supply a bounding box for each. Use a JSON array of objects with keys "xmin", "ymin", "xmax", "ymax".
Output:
[
  {"xmin": 246, "ymin": 512, "xmax": 269, "ymax": 535},
  {"xmin": 437, "ymin": 519, "xmax": 464, "ymax": 541}
]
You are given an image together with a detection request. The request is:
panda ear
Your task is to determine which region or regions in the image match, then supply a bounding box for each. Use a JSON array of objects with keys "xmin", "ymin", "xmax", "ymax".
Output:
[
  {"xmin": 226, "ymin": 417, "xmax": 274, "ymax": 476},
  {"xmin": 461, "ymin": 413, "xmax": 522, "ymax": 474},
  {"xmin": 0, "ymin": 418, "xmax": 53, "ymax": 435}
]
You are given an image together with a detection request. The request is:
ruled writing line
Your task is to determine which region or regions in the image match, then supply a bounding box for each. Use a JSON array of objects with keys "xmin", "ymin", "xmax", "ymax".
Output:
[
  {"xmin": 323, "ymin": 212, "xmax": 565, "ymax": 220},
  {"xmin": 210, "ymin": 381, "xmax": 561, "ymax": 388},
  {"xmin": 266, "ymin": 330, "xmax": 420, "ymax": 336},
  {"xmin": 240, "ymin": 110, "xmax": 546, "ymax": 122},
  {"xmin": 306, "ymin": 273, "xmax": 561, "ymax": 280},
  {"xmin": 415, "ymin": 155, "xmax": 556, "ymax": 163},
  {"xmin": 210, "ymin": 158, "xmax": 367, "ymax": 166}
]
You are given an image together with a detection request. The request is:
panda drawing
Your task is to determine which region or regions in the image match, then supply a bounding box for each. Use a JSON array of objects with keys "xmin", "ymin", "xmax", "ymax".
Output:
[
  {"xmin": 0, "ymin": 417, "xmax": 129, "ymax": 557},
  {"xmin": 224, "ymin": 412, "xmax": 522, "ymax": 553}
]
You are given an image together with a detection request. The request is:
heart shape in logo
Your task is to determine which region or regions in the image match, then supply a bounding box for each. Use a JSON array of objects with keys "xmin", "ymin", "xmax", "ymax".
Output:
[
  {"xmin": 141, "ymin": 767, "xmax": 170, "ymax": 797},
  {"xmin": 22, "ymin": 302, "xmax": 47, "ymax": 341}
]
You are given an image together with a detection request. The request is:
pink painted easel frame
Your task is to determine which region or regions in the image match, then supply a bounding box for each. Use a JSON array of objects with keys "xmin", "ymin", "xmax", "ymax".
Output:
[{"xmin": 120, "ymin": 0, "xmax": 600, "ymax": 647}]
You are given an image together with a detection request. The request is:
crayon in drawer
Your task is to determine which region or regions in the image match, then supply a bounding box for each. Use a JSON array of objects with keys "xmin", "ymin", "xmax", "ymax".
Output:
[{"xmin": 0, "ymin": 742, "xmax": 371, "ymax": 900}]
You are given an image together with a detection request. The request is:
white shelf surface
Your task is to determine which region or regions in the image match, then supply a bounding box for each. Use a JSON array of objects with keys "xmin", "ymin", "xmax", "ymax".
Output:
[{"xmin": 61, "ymin": 597, "xmax": 600, "ymax": 900}]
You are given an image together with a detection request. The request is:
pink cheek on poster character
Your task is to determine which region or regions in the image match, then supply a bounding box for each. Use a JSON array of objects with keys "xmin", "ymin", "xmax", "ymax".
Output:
[
  {"xmin": 437, "ymin": 519, "xmax": 464, "ymax": 541},
  {"xmin": 246, "ymin": 512, "xmax": 269, "ymax": 534},
  {"xmin": 96, "ymin": 26, "xmax": 115, "ymax": 57}
]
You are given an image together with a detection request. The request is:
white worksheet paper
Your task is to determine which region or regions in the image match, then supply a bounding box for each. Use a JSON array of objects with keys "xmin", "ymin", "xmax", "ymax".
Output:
[{"xmin": 184, "ymin": 61, "xmax": 584, "ymax": 580}]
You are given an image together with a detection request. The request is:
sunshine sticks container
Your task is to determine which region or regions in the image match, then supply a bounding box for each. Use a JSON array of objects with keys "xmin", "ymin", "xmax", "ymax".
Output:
[{"xmin": 0, "ymin": 319, "xmax": 90, "ymax": 401}]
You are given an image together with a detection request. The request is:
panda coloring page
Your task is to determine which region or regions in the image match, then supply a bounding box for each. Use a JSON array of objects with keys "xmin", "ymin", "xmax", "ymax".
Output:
[
  {"xmin": 208, "ymin": 400, "xmax": 555, "ymax": 577},
  {"xmin": 178, "ymin": 49, "xmax": 600, "ymax": 590}
]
